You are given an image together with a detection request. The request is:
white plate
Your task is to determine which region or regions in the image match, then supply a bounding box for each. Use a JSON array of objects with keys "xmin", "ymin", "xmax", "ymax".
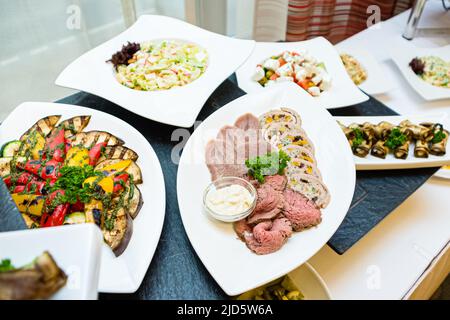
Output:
[
  {"xmin": 235, "ymin": 37, "xmax": 369, "ymax": 108},
  {"xmin": 177, "ymin": 83, "xmax": 355, "ymax": 295},
  {"xmin": 335, "ymin": 113, "xmax": 450, "ymax": 170},
  {"xmin": 390, "ymin": 44, "xmax": 450, "ymax": 101},
  {"xmin": 434, "ymin": 167, "xmax": 450, "ymax": 179},
  {"xmin": 288, "ymin": 263, "xmax": 331, "ymax": 300},
  {"xmin": 336, "ymin": 47, "xmax": 395, "ymax": 95},
  {"xmin": 0, "ymin": 224, "xmax": 103, "ymax": 300},
  {"xmin": 55, "ymin": 15, "xmax": 255, "ymax": 128},
  {"xmin": 0, "ymin": 102, "xmax": 166, "ymax": 293}
]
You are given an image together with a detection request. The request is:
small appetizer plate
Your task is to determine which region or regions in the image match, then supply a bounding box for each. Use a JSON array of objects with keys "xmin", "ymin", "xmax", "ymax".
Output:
[
  {"xmin": 434, "ymin": 166, "xmax": 450, "ymax": 180},
  {"xmin": 0, "ymin": 102, "xmax": 166, "ymax": 293},
  {"xmin": 336, "ymin": 46, "xmax": 395, "ymax": 95},
  {"xmin": 0, "ymin": 224, "xmax": 103, "ymax": 300},
  {"xmin": 390, "ymin": 43, "xmax": 450, "ymax": 101},
  {"xmin": 235, "ymin": 37, "xmax": 369, "ymax": 109},
  {"xmin": 56, "ymin": 15, "xmax": 255, "ymax": 128},
  {"xmin": 288, "ymin": 262, "xmax": 331, "ymax": 300},
  {"xmin": 177, "ymin": 82, "xmax": 355, "ymax": 295},
  {"xmin": 335, "ymin": 113, "xmax": 450, "ymax": 170}
]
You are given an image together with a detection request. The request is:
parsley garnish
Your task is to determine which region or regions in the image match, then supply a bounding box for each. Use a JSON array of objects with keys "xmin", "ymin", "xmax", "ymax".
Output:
[
  {"xmin": 0, "ymin": 259, "xmax": 15, "ymax": 272},
  {"xmin": 431, "ymin": 125, "xmax": 446, "ymax": 144},
  {"xmin": 245, "ymin": 151, "xmax": 290, "ymax": 183},
  {"xmin": 385, "ymin": 128, "xmax": 407, "ymax": 150},
  {"xmin": 352, "ymin": 128, "xmax": 364, "ymax": 148}
]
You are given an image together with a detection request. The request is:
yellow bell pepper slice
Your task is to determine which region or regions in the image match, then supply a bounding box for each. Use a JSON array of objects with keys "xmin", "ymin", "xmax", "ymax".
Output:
[
  {"xmin": 66, "ymin": 146, "xmax": 90, "ymax": 167},
  {"xmin": 101, "ymin": 160, "xmax": 131, "ymax": 173},
  {"xmin": 11, "ymin": 194, "xmax": 44, "ymax": 216},
  {"xmin": 83, "ymin": 176, "xmax": 114, "ymax": 194}
]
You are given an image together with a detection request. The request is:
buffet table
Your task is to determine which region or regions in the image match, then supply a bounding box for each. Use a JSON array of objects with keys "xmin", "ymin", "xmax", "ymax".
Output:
[{"xmin": 309, "ymin": 2, "xmax": 450, "ymax": 299}]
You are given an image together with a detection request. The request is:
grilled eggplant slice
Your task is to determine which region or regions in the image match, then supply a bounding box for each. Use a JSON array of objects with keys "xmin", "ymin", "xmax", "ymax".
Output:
[
  {"xmin": 121, "ymin": 185, "xmax": 143, "ymax": 219},
  {"xmin": 102, "ymin": 207, "xmax": 133, "ymax": 257},
  {"xmin": 0, "ymin": 157, "xmax": 27, "ymax": 177},
  {"xmin": 57, "ymin": 116, "xmax": 91, "ymax": 138},
  {"xmin": 0, "ymin": 251, "xmax": 67, "ymax": 300},
  {"xmin": 20, "ymin": 115, "xmax": 61, "ymax": 141},
  {"xmin": 95, "ymin": 159, "xmax": 143, "ymax": 184},
  {"xmin": 97, "ymin": 146, "xmax": 138, "ymax": 163},
  {"xmin": 68, "ymin": 131, "xmax": 124, "ymax": 148}
]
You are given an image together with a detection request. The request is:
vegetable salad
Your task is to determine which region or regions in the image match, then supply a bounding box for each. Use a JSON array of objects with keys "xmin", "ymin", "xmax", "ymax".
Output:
[
  {"xmin": 115, "ymin": 40, "xmax": 208, "ymax": 91},
  {"xmin": 253, "ymin": 50, "xmax": 331, "ymax": 96}
]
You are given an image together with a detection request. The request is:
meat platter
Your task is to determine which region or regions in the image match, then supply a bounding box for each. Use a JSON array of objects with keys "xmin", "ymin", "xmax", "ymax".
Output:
[{"xmin": 177, "ymin": 83, "xmax": 355, "ymax": 295}]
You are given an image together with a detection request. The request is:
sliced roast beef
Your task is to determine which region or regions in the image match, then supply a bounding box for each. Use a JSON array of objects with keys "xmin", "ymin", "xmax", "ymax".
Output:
[
  {"xmin": 243, "ymin": 218, "xmax": 292, "ymax": 255},
  {"xmin": 283, "ymin": 188, "xmax": 322, "ymax": 231},
  {"xmin": 263, "ymin": 175, "xmax": 287, "ymax": 191},
  {"xmin": 247, "ymin": 183, "xmax": 283, "ymax": 224},
  {"xmin": 233, "ymin": 219, "xmax": 252, "ymax": 241}
]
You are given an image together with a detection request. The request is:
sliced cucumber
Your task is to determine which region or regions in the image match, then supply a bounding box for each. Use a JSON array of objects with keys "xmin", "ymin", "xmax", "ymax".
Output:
[
  {"xmin": 1, "ymin": 140, "xmax": 21, "ymax": 157},
  {"xmin": 64, "ymin": 211, "xmax": 86, "ymax": 225},
  {"xmin": 0, "ymin": 157, "xmax": 12, "ymax": 177}
]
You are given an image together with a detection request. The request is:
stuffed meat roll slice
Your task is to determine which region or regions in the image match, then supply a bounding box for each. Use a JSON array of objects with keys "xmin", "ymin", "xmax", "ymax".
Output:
[
  {"xmin": 281, "ymin": 145, "xmax": 316, "ymax": 163},
  {"xmin": 258, "ymin": 108, "xmax": 301, "ymax": 129},
  {"xmin": 286, "ymin": 173, "xmax": 330, "ymax": 208},
  {"xmin": 274, "ymin": 128, "xmax": 314, "ymax": 152},
  {"xmin": 286, "ymin": 158, "xmax": 321, "ymax": 179}
]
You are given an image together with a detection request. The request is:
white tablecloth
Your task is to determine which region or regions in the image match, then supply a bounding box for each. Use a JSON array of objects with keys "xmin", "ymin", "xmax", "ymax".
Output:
[{"xmin": 309, "ymin": 1, "xmax": 450, "ymax": 299}]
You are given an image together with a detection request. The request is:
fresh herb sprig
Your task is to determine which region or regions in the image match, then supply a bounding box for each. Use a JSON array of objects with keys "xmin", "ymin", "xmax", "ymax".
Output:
[
  {"xmin": 245, "ymin": 151, "xmax": 290, "ymax": 183},
  {"xmin": 431, "ymin": 124, "xmax": 446, "ymax": 144},
  {"xmin": 385, "ymin": 128, "xmax": 407, "ymax": 150},
  {"xmin": 351, "ymin": 128, "xmax": 364, "ymax": 148},
  {"xmin": 0, "ymin": 259, "xmax": 15, "ymax": 272}
]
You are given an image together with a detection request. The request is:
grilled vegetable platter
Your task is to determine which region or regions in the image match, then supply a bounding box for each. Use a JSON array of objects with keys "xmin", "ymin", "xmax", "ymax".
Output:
[
  {"xmin": 0, "ymin": 114, "xmax": 143, "ymax": 257},
  {"xmin": 335, "ymin": 114, "xmax": 450, "ymax": 170}
]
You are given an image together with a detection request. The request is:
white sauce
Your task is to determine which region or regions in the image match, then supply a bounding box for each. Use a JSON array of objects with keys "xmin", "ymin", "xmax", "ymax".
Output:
[{"xmin": 206, "ymin": 184, "xmax": 254, "ymax": 216}]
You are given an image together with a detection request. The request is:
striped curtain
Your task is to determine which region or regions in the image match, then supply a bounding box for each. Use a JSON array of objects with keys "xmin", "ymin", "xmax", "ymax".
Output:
[{"xmin": 286, "ymin": 0, "xmax": 414, "ymax": 43}]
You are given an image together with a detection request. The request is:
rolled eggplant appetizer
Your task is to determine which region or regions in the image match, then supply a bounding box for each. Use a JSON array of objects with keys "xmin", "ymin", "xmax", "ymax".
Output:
[
  {"xmin": 394, "ymin": 140, "xmax": 409, "ymax": 159},
  {"xmin": 371, "ymin": 140, "xmax": 388, "ymax": 159},
  {"xmin": 414, "ymin": 139, "xmax": 429, "ymax": 158},
  {"xmin": 353, "ymin": 139, "xmax": 373, "ymax": 158},
  {"xmin": 430, "ymin": 129, "xmax": 449, "ymax": 156},
  {"xmin": 400, "ymin": 120, "xmax": 433, "ymax": 141},
  {"xmin": 373, "ymin": 121, "xmax": 394, "ymax": 140}
]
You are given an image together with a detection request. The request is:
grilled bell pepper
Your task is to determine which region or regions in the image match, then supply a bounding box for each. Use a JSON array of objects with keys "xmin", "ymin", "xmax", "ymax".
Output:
[
  {"xmin": 113, "ymin": 173, "xmax": 129, "ymax": 193},
  {"xmin": 66, "ymin": 146, "xmax": 89, "ymax": 167},
  {"xmin": 42, "ymin": 203, "xmax": 69, "ymax": 227},
  {"xmin": 88, "ymin": 142, "xmax": 107, "ymax": 166},
  {"xmin": 45, "ymin": 127, "xmax": 66, "ymax": 162},
  {"xmin": 20, "ymin": 159, "xmax": 61, "ymax": 182}
]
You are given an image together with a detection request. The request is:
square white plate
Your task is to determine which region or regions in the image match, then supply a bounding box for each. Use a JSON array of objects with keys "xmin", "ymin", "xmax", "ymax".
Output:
[
  {"xmin": 177, "ymin": 83, "xmax": 355, "ymax": 295},
  {"xmin": 336, "ymin": 46, "xmax": 395, "ymax": 95},
  {"xmin": 0, "ymin": 102, "xmax": 166, "ymax": 293},
  {"xmin": 335, "ymin": 113, "xmax": 450, "ymax": 170},
  {"xmin": 235, "ymin": 37, "xmax": 369, "ymax": 108},
  {"xmin": 0, "ymin": 224, "xmax": 103, "ymax": 300},
  {"xmin": 390, "ymin": 43, "xmax": 450, "ymax": 101},
  {"xmin": 55, "ymin": 15, "xmax": 255, "ymax": 128}
]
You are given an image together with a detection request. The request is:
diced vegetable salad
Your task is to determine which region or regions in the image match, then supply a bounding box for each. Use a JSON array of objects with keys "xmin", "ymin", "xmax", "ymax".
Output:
[
  {"xmin": 253, "ymin": 50, "xmax": 331, "ymax": 97},
  {"xmin": 115, "ymin": 40, "xmax": 208, "ymax": 91}
]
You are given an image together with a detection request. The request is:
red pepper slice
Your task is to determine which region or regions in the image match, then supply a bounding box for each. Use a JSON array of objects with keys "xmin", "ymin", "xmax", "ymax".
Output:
[
  {"xmin": 4, "ymin": 172, "xmax": 41, "ymax": 188},
  {"xmin": 21, "ymin": 159, "xmax": 61, "ymax": 182},
  {"xmin": 12, "ymin": 185, "xmax": 26, "ymax": 193},
  {"xmin": 42, "ymin": 203, "xmax": 69, "ymax": 227},
  {"xmin": 113, "ymin": 173, "xmax": 129, "ymax": 193},
  {"xmin": 45, "ymin": 128, "xmax": 66, "ymax": 162},
  {"xmin": 88, "ymin": 142, "xmax": 107, "ymax": 166},
  {"xmin": 25, "ymin": 181, "xmax": 46, "ymax": 195},
  {"xmin": 69, "ymin": 199, "xmax": 84, "ymax": 213}
]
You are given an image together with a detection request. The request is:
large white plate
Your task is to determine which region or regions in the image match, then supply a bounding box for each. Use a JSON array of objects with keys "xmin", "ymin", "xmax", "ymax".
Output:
[
  {"xmin": 235, "ymin": 37, "xmax": 369, "ymax": 108},
  {"xmin": 391, "ymin": 43, "xmax": 450, "ymax": 101},
  {"xmin": 0, "ymin": 224, "xmax": 103, "ymax": 300},
  {"xmin": 55, "ymin": 15, "xmax": 255, "ymax": 128},
  {"xmin": 177, "ymin": 83, "xmax": 355, "ymax": 295},
  {"xmin": 336, "ymin": 46, "xmax": 395, "ymax": 95},
  {"xmin": 0, "ymin": 102, "xmax": 166, "ymax": 293},
  {"xmin": 335, "ymin": 113, "xmax": 450, "ymax": 170}
]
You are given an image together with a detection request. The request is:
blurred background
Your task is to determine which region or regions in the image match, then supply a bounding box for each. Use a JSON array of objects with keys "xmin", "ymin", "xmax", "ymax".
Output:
[{"xmin": 0, "ymin": 0, "xmax": 415, "ymax": 121}]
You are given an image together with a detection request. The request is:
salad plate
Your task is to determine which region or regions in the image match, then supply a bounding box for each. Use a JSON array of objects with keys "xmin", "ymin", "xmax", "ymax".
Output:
[
  {"xmin": 235, "ymin": 37, "xmax": 369, "ymax": 109},
  {"xmin": 390, "ymin": 43, "xmax": 450, "ymax": 101},
  {"xmin": 336, "ymin": 46, "xmax": 395, "ymax": 95},
  {"xmin": 56, "ymin": 15, "xmax": 255, "ymax": 128},
  {"xmin": 0, "ymin": 224, "xmax": 103, "ymax": 300},
  {"xmin": 0, "ymin": 102, "xmax": 166, "ymax": 293},
  {"xmin": 335, "ymin": 113, "xmax": 450, "ymax": 170},
  {"xmin": 177, "ymin": 83, "xmax": 355, "ymax": 295}
]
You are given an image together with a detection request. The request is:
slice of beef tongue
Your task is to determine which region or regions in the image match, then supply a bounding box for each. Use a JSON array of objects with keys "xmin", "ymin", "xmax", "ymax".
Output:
[
  {"xmin": 243, "ymin": 218, "xmax": 293, "ymax": 255},
  {"xmin": 283, "ymin": 188, "xmax": 322, "ymax": 231}
]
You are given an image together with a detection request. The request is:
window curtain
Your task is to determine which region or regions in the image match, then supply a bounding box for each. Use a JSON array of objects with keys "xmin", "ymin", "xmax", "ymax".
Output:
[{"xmin": 286, "ymin": 0, "xmax": 414, "ymax": 43}]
